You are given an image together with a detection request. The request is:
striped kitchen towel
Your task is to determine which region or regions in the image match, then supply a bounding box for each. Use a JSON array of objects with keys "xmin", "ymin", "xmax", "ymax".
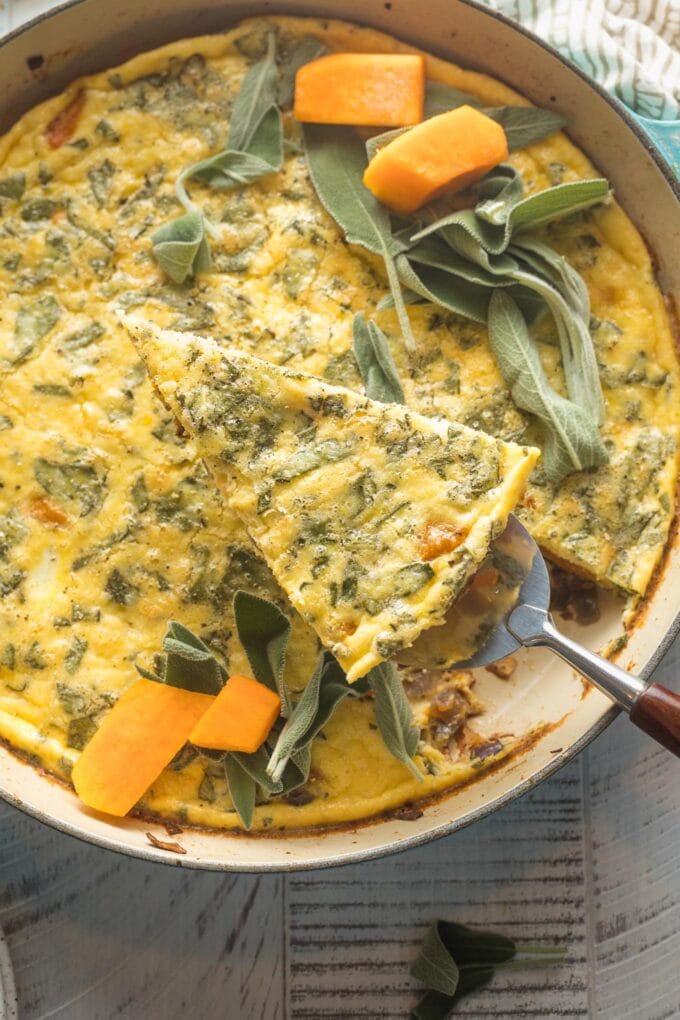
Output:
[{"xmin": 483, "ymin": 0, "xmax": 680, "ymax": 175}]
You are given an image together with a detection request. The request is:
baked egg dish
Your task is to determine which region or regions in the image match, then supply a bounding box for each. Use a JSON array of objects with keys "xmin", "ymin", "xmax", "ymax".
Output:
[{"xmin": 0, "ymin": 15, "xmax": 677, "ymax": 832}]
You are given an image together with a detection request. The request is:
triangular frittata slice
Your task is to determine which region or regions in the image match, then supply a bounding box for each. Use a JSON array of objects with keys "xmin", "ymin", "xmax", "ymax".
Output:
[{"xmin": 125, "ymin": 319, "xmax": 539, "ymax": 681}]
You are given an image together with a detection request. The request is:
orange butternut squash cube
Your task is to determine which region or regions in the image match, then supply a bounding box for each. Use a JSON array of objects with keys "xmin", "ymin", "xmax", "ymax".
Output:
[
  {"xmin": 72, "ymin": 678, "xmax": 214, "ymax": 817},
  {"xmin": 294, "ymin": 53, "xmax": 424, "ymax": 126},
  {"xmin": 189, "ymin": 674, "xmax": 281, "ymax": 753},
  {"xmin": 363, "ymin": 105, "xmax": 509, "ymax": 214}
]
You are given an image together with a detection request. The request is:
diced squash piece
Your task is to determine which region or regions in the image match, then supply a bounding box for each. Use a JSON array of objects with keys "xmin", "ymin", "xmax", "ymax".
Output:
[
  {"xmin": 72, "ymin": 678, "xmax": 213, "ymax": 817},
  {"xmin": 189, "ymin": 674, "xmax": 281, "ymax": 753},
  {"xmin": 294, "ymin": 53, "xmax": 424, "ymax": 126},
  {"xmin": 363, "ymin": 105, "xmax": 509, "ymax": 214}
]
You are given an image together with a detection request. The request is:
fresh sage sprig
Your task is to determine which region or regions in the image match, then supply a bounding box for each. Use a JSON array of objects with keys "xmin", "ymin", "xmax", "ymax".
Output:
[
  {"xmin": 367, "ymin": 661, "xmax": 422, "ymax": 780},
  {"xmin": 352, "ymin": 313, "xmax": 405, "ymax": 404},
  {"xmin": 175, "ymin": 33, "xmax": 283, "ymax": 234},
  {"xmin": 488, "ymin": 291, "xmax": 607, "ymax": 480},
  {"xmin": 411, "ymin": 920, "xmax": 565, "ymax": 1018},
  {"xmin": 136, "ymin": 620, "xmax": 225, "ymax": 695},
  {"xmin": 267, "ymin": 652, "xmax": 364, "ymax": 782},
  {"xmin": 386, "ymin": 163, "xmax": 611, "ymax": 475},
  {"xmin": 141, "ymin": 594, "xmax": 422, "ymax": 826},
  {"xmin": 150, "ymin": 211, "xmax": 211, "ymax": 285},
  {"xmin": 302, "ymin": 123, "xmax": 416, "ymax": 352},
  {"xmin": 152, "ymin": 34, "xmax": 322, "ymax": 281}
]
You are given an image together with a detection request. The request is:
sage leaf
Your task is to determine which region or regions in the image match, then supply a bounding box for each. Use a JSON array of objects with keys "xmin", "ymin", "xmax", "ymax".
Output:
[
  {"xmin": 352, "ymin": 313, "xmax": 405, "ymax": 404},
  {"xmin": 233, "ymin": 590, "xmax": 292, "ymax": 716},
  {"xmin": 267, "ymin": 654, "xmax": 359, "ymax": 783},
  {"xmin": 277, "ymin": 35, "xmax": 327, "ymax": 107},
  {"xmin": 242, "ymin": 105, "xmax": 284, "ymax": 167},
  {"xmin": 181, "ymin": 147, "xmax": 281, "ymax": 192},
  {"xmin": 282, "ymin": 744, "xmax": 313, "ymax": 793},
  {"xmin": 365, "ymin": 125, "xmax": 409, "ymax": 162},
  {"xmin": 424, "ymin": 81, "xmax": 564, "ymax": 150},
  {"xmin": 367, "ymin": 661, "xmax": 421, "ymax": 780},
  {"xmin": 437, "ymin": 922, "xmax": 515, "ymax": 965},
  {"xmin": 483, "ymin": 105, "xmax": 565, "ymax": 150},
  {"xmin": 228, "ymin": 31, "xmax": 279, "ymax": 152},
  {"xmin": 487, "ymin": 291, "xmax": 608, "ymax": 482},
  {"xmin": 410, "ymin": 919, "xmax": 562, "ymax": 1017},
  {"xmin": 267, "ymin": 653, "xmax": 325, "ymax": 782},
  {"xmin": 162, "ymin": 621, "xmax": 225, "ymax": 695},
  {"xmin": 412, "ymin": 177, "xmax": 608, "ymax": 256},
  {"xmin": 509, "ymin": 264, "xmax": 604, "ymax": 423},
  {"xmin": 224, "ymin": 754, "xmax": 256, "ymax": 829},
  {"xmin": 12, "ymin": 295, "xmax": 61, "ymax": 365},
  {"xmin": 151, "ymin": 211, "xmax": 211, "ymax": 284},
  {"xmin": 229, "ymin": 746, "xmax": 283, "ymax": 796},
  {"xmin": 137, "ymin": 621, "xmax": 226, "ymax": 694},
  {"xmin": 512, "ymin": 236, "xmax": 589, "ymax": 320},
  {"xmin": 504, "ymin": 178, "xmax": 609, "ymax": 239},
  {"xmin": 302, "ymin": 123, "xmax": 416, "ymax": 351},
  {"xmin": 395, "ymin": 254, "xmax": 489, "ymax": 324},
  {"xmin": 412, "ymin": 989, "xmax": 460, "ymax": 1020},
  {"xmin": 474, "ymin": 164, "xmax": 524, "ymax": 225},
  {"xmin": 412, "ymin": 924, "xmax": 460, "ymax": 997},
  {"xmin": 424, "ymin": 80, "xmax": 483, "ymax": 116}
]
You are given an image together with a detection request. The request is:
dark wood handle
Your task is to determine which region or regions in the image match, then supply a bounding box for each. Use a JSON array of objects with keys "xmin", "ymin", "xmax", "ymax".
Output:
[{"xmin": 630, "ymin": 683, "xmax": 680, "ymax": 757}]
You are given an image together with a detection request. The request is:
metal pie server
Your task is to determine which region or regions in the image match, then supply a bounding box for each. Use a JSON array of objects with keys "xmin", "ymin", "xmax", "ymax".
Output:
[{"xmin": 458, "ymin": 515, "xmax": 680, "ymax": 757}]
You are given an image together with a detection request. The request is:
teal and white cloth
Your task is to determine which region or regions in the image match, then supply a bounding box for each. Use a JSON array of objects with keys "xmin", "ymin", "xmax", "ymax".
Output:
[{"xmin": 483, "ymin": 0, "xmax": 680, "ymax": 175}]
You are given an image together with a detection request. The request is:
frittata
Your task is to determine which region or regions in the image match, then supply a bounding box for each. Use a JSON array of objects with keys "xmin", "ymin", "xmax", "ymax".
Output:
[
  {"xmin": 126, "ymin": 319, "xmax": 538, "ymax": 680},
  {"xmin": 0, "ymin": 15, "xmax": 677, "ymax": 831}
]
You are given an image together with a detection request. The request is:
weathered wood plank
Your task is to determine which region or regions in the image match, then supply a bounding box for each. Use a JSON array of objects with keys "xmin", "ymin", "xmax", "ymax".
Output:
[
  {"xmin": 285, "ymin": 761, "xmax": 590, "ymax": 1019},
  {"xmin": 0, "ymin": 806, "xmax": 284, "ymax": 1019}
]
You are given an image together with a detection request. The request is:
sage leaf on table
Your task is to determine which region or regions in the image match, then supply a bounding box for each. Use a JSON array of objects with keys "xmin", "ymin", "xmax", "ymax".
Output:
[
  {"xmin": 412, "ymin": 924, "xmax": 461, "ymax": 997},
  {"xmin": 487, "ymin": 291, "xmax": 608, "ymax": 482},
  {"xmin": 411, "ymin": 920, "xmax": 564, "ymax": 1018},
  {"xmin": 277, "ymin": 35, "xmax": 327, "ymax": 107},
  {"xmin": 233, "ymin": 590, "xmax": 293, "ymax": 716},
  {"xmin": 136, "ymin": 620, "xmax": 226, "ymax": 695},
  {"xmin": 352, "ymin": 313, "xmax": 405, "ymax": 404},
  {"xmin": 302, "ymin": 122, "xmax": 416, "ymax": 351},
  {"xmin": 224, "ymin": 753, "xmax": 257, "ymax": 829},
  {"xmin": 367, "ymin": 661, "xmax": 422, "ymax": 780},
  {"xmin": 150, "ymin": 211, "xmax": 211, "ymax": 284}
]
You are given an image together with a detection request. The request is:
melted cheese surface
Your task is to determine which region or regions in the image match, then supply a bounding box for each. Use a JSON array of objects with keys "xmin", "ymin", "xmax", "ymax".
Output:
[{"xmin": 0, "ymin": 15, "xmax": 677, "ymax": 831}]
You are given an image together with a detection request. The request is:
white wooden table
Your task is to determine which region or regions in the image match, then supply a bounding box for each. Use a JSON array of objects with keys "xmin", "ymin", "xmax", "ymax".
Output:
[{"xmin": 1, "ymin": 1, "xmax": 679, "ymax": 1016}]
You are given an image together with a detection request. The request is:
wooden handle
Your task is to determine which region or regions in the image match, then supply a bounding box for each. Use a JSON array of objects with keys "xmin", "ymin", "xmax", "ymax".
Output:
[{"xmin": 630, "ymin": 683, "xmax": 680, "ymax": 757}]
